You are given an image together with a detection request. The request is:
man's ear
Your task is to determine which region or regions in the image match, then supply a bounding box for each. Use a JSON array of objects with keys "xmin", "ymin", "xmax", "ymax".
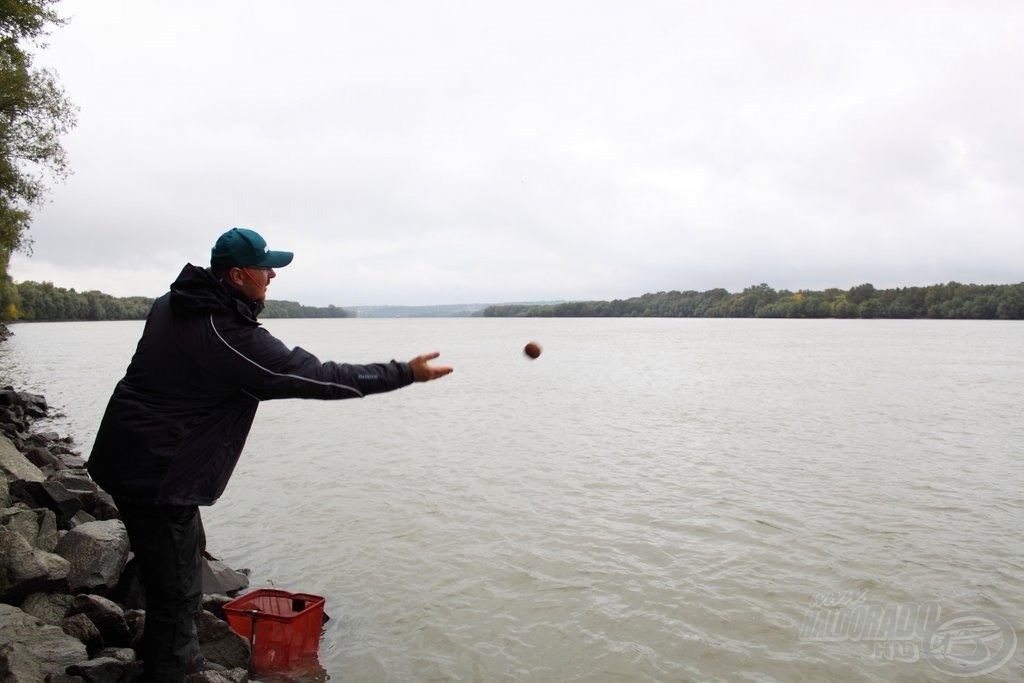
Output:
[{"xmin": 226, "ymin": 267, "xmax": 245, "ymax": 287}]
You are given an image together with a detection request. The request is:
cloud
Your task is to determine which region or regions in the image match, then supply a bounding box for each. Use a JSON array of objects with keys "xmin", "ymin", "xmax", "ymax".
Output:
[{"xmin": 11, "ymin": 0, "xmax": 1023, "ymax": 305}]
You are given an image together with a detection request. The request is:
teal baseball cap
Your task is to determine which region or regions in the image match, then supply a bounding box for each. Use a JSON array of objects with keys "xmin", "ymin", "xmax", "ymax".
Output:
[{"xmin": 210, "ymin": 228, "xmax": 294, "ymax": 269}]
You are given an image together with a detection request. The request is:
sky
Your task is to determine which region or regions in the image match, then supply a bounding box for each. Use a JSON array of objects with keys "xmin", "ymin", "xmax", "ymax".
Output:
[{"xmin": 10, "ymin": 0, "xmax": 1024, "ymax": 307}]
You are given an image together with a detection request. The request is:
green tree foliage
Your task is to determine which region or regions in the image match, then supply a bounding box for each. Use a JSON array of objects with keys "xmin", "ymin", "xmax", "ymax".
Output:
[
  {"xmin": 483, "ymin": 282, "xmax": 1024, "ymax": 320},
  {"xmin": 260, "ymin": 299, "xmax": 352, "ymax": 319},
  {"xmin": 0, "ymin": 0, "xmax": 76, "ymax": 301},
  {"xmin": 8, "ymin": 280, "xmax": 353, "ymax": 321}
]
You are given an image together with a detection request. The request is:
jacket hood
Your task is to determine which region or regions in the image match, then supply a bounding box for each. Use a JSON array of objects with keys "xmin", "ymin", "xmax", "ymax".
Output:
[{"xmin": 169, "ymin": 263, "xmax": 264, "ymax": 324}]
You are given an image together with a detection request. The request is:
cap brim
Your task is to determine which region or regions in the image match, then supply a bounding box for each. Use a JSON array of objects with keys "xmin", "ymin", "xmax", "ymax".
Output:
[{"xmin": 256, "ymin": 250, "xmax": 294, "ymax": 268}]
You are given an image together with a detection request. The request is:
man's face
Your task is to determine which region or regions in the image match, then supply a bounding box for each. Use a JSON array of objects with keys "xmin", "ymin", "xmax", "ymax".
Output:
[{"xmin": 234, "ymin": 266, "xmax": 276, "ymax": 302}]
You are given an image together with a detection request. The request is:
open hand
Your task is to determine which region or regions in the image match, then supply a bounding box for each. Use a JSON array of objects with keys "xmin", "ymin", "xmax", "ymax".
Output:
[{"xmin": 409, "ymin": 352, "xmax": 454, "ymax": 382}]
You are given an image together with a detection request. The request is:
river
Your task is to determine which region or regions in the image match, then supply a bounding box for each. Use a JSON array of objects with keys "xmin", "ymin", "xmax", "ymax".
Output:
[{"xmin": 2, "ymin": 318, "xmax": 1021, "ymax": 681}]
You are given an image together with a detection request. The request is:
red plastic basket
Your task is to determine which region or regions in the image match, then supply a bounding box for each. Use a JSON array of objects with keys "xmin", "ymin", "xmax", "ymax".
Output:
[{"xmin": 223, "ymin": 589, "xmax": 325, "ymax": 672}]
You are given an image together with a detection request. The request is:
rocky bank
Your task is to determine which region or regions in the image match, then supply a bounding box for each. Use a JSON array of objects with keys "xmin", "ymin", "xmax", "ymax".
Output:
[{"xmin": 0, "ymin": 384, "xmax": 257, "ymax": 683}]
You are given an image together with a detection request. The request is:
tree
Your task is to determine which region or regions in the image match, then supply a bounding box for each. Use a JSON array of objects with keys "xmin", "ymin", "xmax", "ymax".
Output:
[{"xmin": 0, "ymin": 0, "xmax": 76, "ymax": 297}]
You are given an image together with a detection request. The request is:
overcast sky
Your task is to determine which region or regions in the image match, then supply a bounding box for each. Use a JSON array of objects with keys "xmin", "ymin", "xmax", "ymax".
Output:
[{"xmin": 11, "ymin": 0, "xmax": 1023, "ymax": 306}]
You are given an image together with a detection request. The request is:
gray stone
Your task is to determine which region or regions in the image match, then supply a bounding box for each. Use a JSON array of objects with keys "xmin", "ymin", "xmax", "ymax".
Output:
[
  {"xmin": 67, "ymin": 509, "xmax": 97, "ymax": 528},
  {"xmin": 0, "ymin": 527, "xmax": 70, "ymax": 602},
  {"xmin": 53, "ymin": 520, "xmax": 129, "ymax": 594},
  {"xmin": 30, "ymin": 430, "xmax": 61, "ymax": 445},
  {"xmin": 0, "ymin": 433, "xmax": 45, "ymax": 483},
  {"xmin": 94, "ymin": 647, "xmax": 136, "ymax": 663},
  {"xmin": 0, "ymin": 603, "xmax": 88, "ymax": 681},
  {"xmin": 69, "ymin": 594, "xmax": 131, "ymax": 648},
  {"xmin": 2, "ymin": 506, "xmax": 60, "ymax": 551},
  {"xmin": 124, "ymin": 609, "xmax": 145, "ymax": 650},
  {"xmin": 196, "ymin": 609, "xmax": 251, "ymax": 671},
  {"xmin": 1, "ymin": 506, "xmax": 40, "ymax": 544},
  {"xmin": 58, "ymin": 453, "xmax": 88, "ymax": 469},
  {"xmin": 0, "ymin": 389, "xmax": 47, "ymax": 414},
  {"xmin": 185, "ymin": 670, "xmax": 250, "ymax": 683},
  {"xmin": 11, "ymin": 479, "xmax": 85, "ymax": 528},
  {"xmin": 0, "ymin": 476, "xmax": 9, "ymax": 507},
  {"xmin": 21, "ymin": 592, "xmax": 75, "ymax": 625},
  {"xmin": 202, "ymin": 557, "xmax": 250, "ymax": 596},
  {"xmin": 65, "ymin": 656, "xmax": 131, "ymax": 683},
  {"xmin": 61, "ymin": 612, "xmax": 103, "ymax": 656},
  {"xmin": 45, "ymin": 674, "xmax": 87, "ymax": 683},
  {"xmin": 201, "ymin": 593, "xmax": 232, "ymax": 620},
  {"xmin": 23, "ymin": 445, "xmax": 64, "ymax": 471},
  {"xmin": 36, "ymin": 508, "xmax": 60, "ymax": 551}
]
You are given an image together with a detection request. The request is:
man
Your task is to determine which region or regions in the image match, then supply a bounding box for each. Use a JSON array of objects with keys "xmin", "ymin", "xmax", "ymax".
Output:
[{"xmin": 87, "ymin": 227, "xmax": 452, "ymax": 681}]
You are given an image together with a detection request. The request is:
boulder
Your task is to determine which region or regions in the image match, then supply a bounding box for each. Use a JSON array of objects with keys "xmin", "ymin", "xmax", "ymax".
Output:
[
  {"xmin": 0, "ymin": 389, "xmax": 48, "ymax": 417},
  {"xmin": 201, "ymin": 594, "xmax": 233, "ymax": 621},
  {"xmin": 23, "ymin": 445, "xmax": 65, "ymax": 471},
  {"xmin": 53, "ymin": 520, "xmax": 129, "ymax": 594},
  {"xmin": 65, "ymin": 655, "xmax": 144, "ymax": 682},
  {"xmin": 1, "ymin": 506, "xmax": 40, "ymax": 544},
  {"xmin": 0, "ymin": 603, "xmax": 88, "ymax": 681},
  {"xmin": 1, "ymin": 506, "xmax": 60, "ymax": 551},
  {"xmin": 0, "ymin": 406, "xmax": 27, "ymax": 437},
  {"xmin": 124, "ymin": 609, "xmax": 145, "ymax": 650},
  {"xmin": 67, "ymin": 510, "xmax": 97, "ymax": 528},
  {"xmin": 58, "ymin": 453, "xmax": 88, "ymax": 470},
  {"xmin": 45, "ymin": 674, "xmax": 87, "ymax": 683},
  {"xmin": 108, "ymin": 558, "xmax": 145, "ymax": 611},
  {"xmin": 0, "ymin": 433, "xmax": 46, "ymax": 483},
  {"xmin": 94, "ymin": 647, "xmax": 136, "ymax": 663},
  {"xmin": 61, "ymin": 612, "xmax": 103, "ymax": 656},
  {"xmin": 21, "ymin": 592, "xmax": 75, "ymax": 625},
  {"xmin": 185, "ymin": 669, "xmax": 250, "ymax": 683},
  {"xmin": 10, "ymin": 480, "xmax": 85, "ymax": 529},
  {"xmin": 36, "ymin": 508, "xmax": 61, "ymax": 551},
  {"xmin": 196, "ymin": 609, "xmax": 252, "ymax": 671},
  {"xmin": 0, "ymin": 527, "xmax": 70, "ymax": 602},
  {"xmin": 68, "ymin": 594, "xmax": 131, "ymax": 649},
  {"xmin": 202, "ymin": 557, "xmax": 250, "ymax": 596}
]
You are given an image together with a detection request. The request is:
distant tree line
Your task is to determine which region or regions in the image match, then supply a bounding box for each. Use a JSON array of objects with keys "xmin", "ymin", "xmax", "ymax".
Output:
[
  {"xmin": 260, "ymin": 299, "xmax": 352, "ymax": 319},
  {"xmin": 3, "ymin": 280, "xmax": 353, "ymax": 321},
  {"xmin": 482, "ymin": 282, "xmax": 1024, "ymax": 320}
]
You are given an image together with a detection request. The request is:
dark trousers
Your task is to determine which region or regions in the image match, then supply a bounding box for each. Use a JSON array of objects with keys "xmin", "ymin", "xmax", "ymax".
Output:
[{"xmin": 115, "ymin": 499, "xmax": 205, "ymax": 683}]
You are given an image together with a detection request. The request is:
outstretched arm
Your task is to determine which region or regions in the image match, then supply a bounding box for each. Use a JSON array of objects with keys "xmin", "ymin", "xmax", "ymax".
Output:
[{"xmin": 409, "ymin": 352, "xmax": 454, "ymax": 382}]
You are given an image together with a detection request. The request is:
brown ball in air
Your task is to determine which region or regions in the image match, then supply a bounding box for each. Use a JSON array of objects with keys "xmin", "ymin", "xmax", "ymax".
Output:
[{"xmin": 524, "ymin": 342, "xmax": 542, "ymax": 359}]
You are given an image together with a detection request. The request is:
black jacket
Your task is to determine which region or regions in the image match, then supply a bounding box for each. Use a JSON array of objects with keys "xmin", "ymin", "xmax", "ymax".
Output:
[{"xmin": 87, "ymin": 264, "xmax": 414, "ymax": 506}]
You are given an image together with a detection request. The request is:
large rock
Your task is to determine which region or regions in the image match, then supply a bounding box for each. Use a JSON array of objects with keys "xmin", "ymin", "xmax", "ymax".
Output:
[
  {"xmin": 52, "ymin": 472, "xmax": 120, "ymax": 520},
  {"xmin": 202, "ymin": 557, "xmax": 250, "ymax": 596},
  {"xmin": 0, "ymin": 527, "xmax": 70, "ymax": 602},
  {"xmin": 185, "ymin": 669, "xmax": 250, "ymax": 683},
  {"xmin": 0, "ymin": 389, "xmax": 48, "ymax": 418},
  {"xmin": 21, "ymin": 592, "xmax": 75, "ymax": 626},
  {"xmin": 0, "ymin": 433, "xmax": 46, "ymax": 483},
  {"xmin": 124, "ymin": 609, "xmax": 145, "ymax": 650},
  {"xmin": 68, "ymin": 594, "xmax": 131, "ymax": 649},
  {"xmin": 196, "ymin": 609, "xmax": 251, "ymax": 671},
  {"xmin": 0, "ymin": 603, "xmax": 88, "ymax": 681},
  {"xmin": 22, "ymin": 445, "xmax": 65, "ymax": 472},
  {"xmin": 10, "ymin": 480, "xmax": 85, "ymax": 529},
  {"xmin": 53, "ymin": 520, "xmax": 129, "ymax": 594},
  {"xmin": 65, "ymin": 655, "xmax": 144, "ymax": 682},
  {"xmin": 61, "ymin": 612, "xmax": 103, "ymax": 656},
  {"xmin": 0, "ymin": 507, "xmax": 40, "ymax": 544},
  {"xmin": 0, "ymin": 506, "xmax": 59, "ymax": 551}
]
